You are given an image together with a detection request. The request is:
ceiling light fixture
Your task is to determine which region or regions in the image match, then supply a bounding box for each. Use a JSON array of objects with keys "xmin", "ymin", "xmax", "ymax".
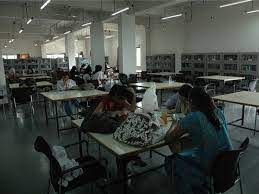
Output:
[
  {"xmin": 246, "ymin": 9, "xmax": 259, "ymax": 14},
  {"xmin": 45, "ymin": 39, "xmax": 50, "ymax": 42},
  {"xmin": 53, "ymin": 35, "xmax": 59, "ymax": 39},
  {"xmin": 105, "ymin": 35, "xmax": 114, "ymax": 39},
  {"xmin": 85, "ymin": 36, "xmax": 91, "ymax": 39},
  {"xmin": 64, "ymin": 30, "xmax": 71, "ymax": 35},
  {"xmin": 4, "ymin": 45, "xmax": 7, "ymax": 48},
  {"xmin": 40, "ymin": 0, "xmax": 51, "ymax": 10},
  {"xmin": 26, "ymin": 17, "xmax": 33, "ymax": 24},
  {"xmin": 19, "ymin": 28, "xmax": 24, "ymax": 34},
  {"xmin": 34, "ymin": 44, "xmax": 38, "ymax": 46},
  {"xmin": 161, "ymin": 13, "xmax": 183, "ymax": 20},
  {"xmin": 81, "ymin": 22, "xmax": 92, "ymax": 27},
  {"xmin": 111, "ymin": 7, "xmax": 129, "ymax": 16},
  {"xmin": 219, "ymin": 0, "xmax": 252, "ymax": 8}
]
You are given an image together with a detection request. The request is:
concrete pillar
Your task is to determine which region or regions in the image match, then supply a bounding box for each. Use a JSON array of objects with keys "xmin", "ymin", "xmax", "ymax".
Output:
[
  {"xmin": 65, "ymin": 33, "xmax": 76, "ymax": 70},
  {"xmin": 0, "ymin": 44, "xmax": 7, "ymax": 100},
  {"xmin": 90, "ymin": 22, "xmax": 105, "ymax": 69},
  {"xmin": 118, "ymin": 14, "xmax": 136, "ymax": 75},
  {"xmin": 41, "ymin": 44, "xmax": 47, "ymax": 58}
]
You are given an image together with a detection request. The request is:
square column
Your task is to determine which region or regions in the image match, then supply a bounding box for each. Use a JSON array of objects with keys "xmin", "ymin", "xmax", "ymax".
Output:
[
  {"xmin": 90, "ymin": 22, "xmax": 105, "ymax": 69},
  {"xmin": 118, "ymin": 14, "xmax": 136, "ymax": 75},
  {"xmin": 0, "ymin": 45, "xmax": 7, "ymax": 99},
  {"xmin": 65, "ymin": 33, "xmax": 76, "ymax": 70}
]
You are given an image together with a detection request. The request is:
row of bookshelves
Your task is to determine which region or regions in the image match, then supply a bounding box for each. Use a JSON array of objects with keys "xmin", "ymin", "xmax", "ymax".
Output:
[
  {"xmin": 181, "ymin": 52, "xmax": 259, "ymax": 78},
  {"xmin": 146, "ymin": 54, "xmax": 175, "ymax": 72}
]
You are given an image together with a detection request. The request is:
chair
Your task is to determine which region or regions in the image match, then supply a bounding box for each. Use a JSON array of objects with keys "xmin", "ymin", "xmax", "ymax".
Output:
[
  {"xmin": 34, "ymin": 136, "xmax": 108, "ymax": 194},
  {"xmin": 118, "ymin": 73, "xmax": 129, "ymax": 85},
  {"xmin": 204, "ymin": 83, "xmax": 216, "ymax": 97},
  {"xmin": 128, "ymin": 74, "xmax": 138, "ymax": 83},
  {"xmin": 238, "ymin": 79, "xmax": 258, "ymax": 92},
  {"xmin": 209, "ymin": 137, "xmax": 249, "ymax": 194},
  {"xmin": 166, "ymin": 137, "xmax": 249, "ymax": 194},
  {"xmin": 11, "ymin": 87, "xmax": 35, "ymax": 114}
]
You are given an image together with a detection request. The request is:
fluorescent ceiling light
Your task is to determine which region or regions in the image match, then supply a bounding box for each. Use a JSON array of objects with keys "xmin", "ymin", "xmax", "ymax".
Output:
[
  {"xmin": 105, "ymin": 35, "xmax": 114, "ymax": 39},
  {"xmin": 9, "ymin": 39, "xmax": 14, "ymax": 43},
  {"xmin": 81, "ymin": 22, "xmax": 92, "ymax": 27},
  {"xmin": 40, "ymin": 0, "xmax": 51, "ymax": 10},
  {"xmin": 85, "ymin": 36, "xmax": 91, "ymax": 39},
  {"xmin": 4, "ymin": 45, "xmax": 7, "ymax": 48},
  {"xmin": 19, "ymin": 28, "xmax": 24, "ymax": 34},
  {"xmin": 111, "ymin": 7, "xmax": 129, "ymax": 16},
  {"xmin": 246, "ymin": 9, "xmax": 259, "ymax": 14},
  {"xmin": 53, "ymin": 35, "xmax": 59, "ymax": 39},
  {"xmin": 219, "ymin": 0, "xmax": 252, "ymax": 8},
  {"xmin": 64, "ymin": 30, "xmax": 71, "ymax": 35},
  {"xmin": 26, "ymin": 18, "xmax": 33, "ymax": 24},
  {"xmin": 161, "ymin": 14, "xmax": 183, "ymax": 20},
  {"xmin": 34, "ymin": 44, "xmax": 38, "ymax": 46},
  {"xmin": 8, "ymin": 40, "xmax": 12, "ymax": 43},
  {"xmin": 45, "ymin": 39, "xmax": 50, "ymax": 42}
]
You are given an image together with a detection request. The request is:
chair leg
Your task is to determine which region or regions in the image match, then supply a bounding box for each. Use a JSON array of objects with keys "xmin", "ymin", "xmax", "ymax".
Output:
[
  {"xmin": 47, "ymin": 178, "xmax": 51, "ymax": 194},
  {"xmin": 238, "ymin": 164, "xmax": 244, "ymax": 194}
]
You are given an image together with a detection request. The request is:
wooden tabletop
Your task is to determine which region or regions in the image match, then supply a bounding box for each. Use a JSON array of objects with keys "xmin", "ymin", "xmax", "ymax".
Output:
[
  {"xmin": 130, "ymin": 82, "xmax": 185, "ymax": 90},
  {"xmin": 197, "ymin": 75, "xmax": 245, "ymax": 82},
  {"xmin": 9, "ymin": 81, "xmax": 53, "ymax": 89},
  {"xmin": 147, "ymin": 72, "xmax": 182, "ymax": 77},
  {"xmin": 19, "ymin": 73, "xmax": 46, "ymax": 77},
  {"xmin": 72, "ymin": 119, "xmax": 171, "ymax": 158},
  {"xmin": 213, "ymin": 91, "xmax": 259, "ymax": 107},
  {"xmin": 19, "ymin": 76, "xmax": 52, "ymax": 80},
  {"xmin": 41, "ymin": 89, "xmax": 108, "ymax": 101}
]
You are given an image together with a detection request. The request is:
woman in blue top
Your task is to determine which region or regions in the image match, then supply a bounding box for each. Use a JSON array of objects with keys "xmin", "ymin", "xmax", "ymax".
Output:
[{"xmin": 165, "ymin": 87, "xmax": 232, "ymax": 194}]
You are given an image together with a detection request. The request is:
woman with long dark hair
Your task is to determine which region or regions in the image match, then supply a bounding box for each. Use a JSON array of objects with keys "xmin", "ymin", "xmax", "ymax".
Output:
[{"xmin": 165, "ymin": 87, "xmax": 232, "ymax": 194}]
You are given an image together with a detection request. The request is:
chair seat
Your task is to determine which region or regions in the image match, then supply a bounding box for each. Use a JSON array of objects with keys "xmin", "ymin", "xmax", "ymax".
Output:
[{"xmin": 62, "ymin": 156, "xmax": 106, "ymax": 193}]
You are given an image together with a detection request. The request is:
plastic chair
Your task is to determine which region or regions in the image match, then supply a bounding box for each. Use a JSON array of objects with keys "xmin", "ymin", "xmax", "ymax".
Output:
[
  {"xmin": 118, "ymin": 73, "xmax": 129, "ymax": 86},
  {"xmin": 166, "ymin": 137, "xmax": 249, "ymax": 194},
  {"xmin": 34, "ymin": 136, "xmax": 108, "ymax": 194},
  {"xmin": 204, "ymin": 83, "xmax": 216, "ymax": 97},
  {"xmin": 209, "ymin": 137, "xmax": 249, "ymax": 194},
  {"xmin": 11, "ymin": 87, "xmax": 35, "ymax": 114},
  {"xmin": 239, "ymin": 79, "xmax": 258, "ymax": 92}
]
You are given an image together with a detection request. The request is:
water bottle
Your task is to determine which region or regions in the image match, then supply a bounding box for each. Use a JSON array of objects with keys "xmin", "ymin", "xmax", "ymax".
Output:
[{"xmin": 169, "ymin": 76, "xmax": 172, "ymax": 84}]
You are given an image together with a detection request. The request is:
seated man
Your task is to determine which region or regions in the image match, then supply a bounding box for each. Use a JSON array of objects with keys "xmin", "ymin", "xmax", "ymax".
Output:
[{"xmin": 57, "ymin": 72, "xmax": 81, "ymax": 116}]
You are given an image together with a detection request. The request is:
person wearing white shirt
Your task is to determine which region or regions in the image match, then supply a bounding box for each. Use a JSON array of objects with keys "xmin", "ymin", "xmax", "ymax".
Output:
[{"xmin": 57, "ymin": 72, "xmax": 80, "ymax": 116}]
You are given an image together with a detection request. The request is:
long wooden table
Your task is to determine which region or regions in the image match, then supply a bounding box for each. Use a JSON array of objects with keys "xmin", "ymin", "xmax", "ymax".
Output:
[
  {"xmin": 41, "ymin": 89, "xmax": 108, "ymax": 137},
  {"xmin": 72, "ymin": 118, "xmax": 172, "ymax": 194},
  {"xmin": 213, "ymin": 91, "xmax": 259, "ymax": 134},
  {"xmin": 147, "ymin": 72, "xmax": 182, "ymax": 77},
  {"xmin": 19, "ymin": 75, "xmax": 52, "ymax": 81},
  {"xmin": 9, "ymin": 81, "xmax": 53, "ymax": 89}
]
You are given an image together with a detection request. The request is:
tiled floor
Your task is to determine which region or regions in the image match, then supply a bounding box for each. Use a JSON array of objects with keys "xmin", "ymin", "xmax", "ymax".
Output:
[{"xmin": 0, "ymin": 101, "xmax": 259, "ymax": 194}]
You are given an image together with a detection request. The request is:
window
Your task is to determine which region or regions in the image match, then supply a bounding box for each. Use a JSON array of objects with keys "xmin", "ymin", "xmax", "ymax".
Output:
[
  {"xmin": 46, "ymin": 54, "xmax": 65, "ymax": 59},
  {"xmin": 2, "ymin": 55, "xmax": 17, "ymax": 59},
  {"xmin": 136, "ymin": 47, "xmax": 141, "ymax": 67}
]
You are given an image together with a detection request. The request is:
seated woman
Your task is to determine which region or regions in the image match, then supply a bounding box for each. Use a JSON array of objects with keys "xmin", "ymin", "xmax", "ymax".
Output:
[
  {"xmin": 82, "ymin": 65, "xmax": 92, "ymax": 83},
  {"xmin": 165, "ymin": 87, "xmax": 232, "ymax": 194},
  {"xmin": 164, "ymin": 83, "xmax": 193, "ymax": 114},
  {"xmin": 57, "ymin": 72, "xmax": 81, "ymax": 116}
]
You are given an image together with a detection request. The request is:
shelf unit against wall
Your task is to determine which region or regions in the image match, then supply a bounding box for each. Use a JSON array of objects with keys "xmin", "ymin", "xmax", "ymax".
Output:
[
  {"xmin": 181, "ymin": 52, "xmax": 259, "ymax": 79},
  {"xmin": 3, "ymin": 58, "xmax": 67, "ymax": 75},
  {"xmin": 146, "ymin": 54, "xmax": 175, "ymax": 72}
]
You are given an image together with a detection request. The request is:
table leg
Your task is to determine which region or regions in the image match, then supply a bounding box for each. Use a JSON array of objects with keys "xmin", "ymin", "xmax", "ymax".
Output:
[
  {"xmin": 78, "ymin": 129, "xmax": 83, "ymax": 157},
  {"xmin": 160, "ymin": 90, "xmax": 163, "ymax": 105},
  {"xmin": 54, "ymin": 101, "xmax": 60, "ymax": 137},
  {"xmin": 116, "ymin": 158, "xmax": 128, "ymax": 194},
  {"xmin": 44, "ymin": 97, "xmax": 48, "ymax": 125},
  {"xmin": 254, "ymin": 110, "xmax": 257, "ymax": 136},
  {"xmin": 241, "ymin": 105, "xmax": 245, "ymax": 126}
]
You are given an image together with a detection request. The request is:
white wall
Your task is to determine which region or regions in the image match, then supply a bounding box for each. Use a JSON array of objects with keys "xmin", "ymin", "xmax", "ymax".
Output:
[
  {"xmin": 2, "ymin": 39, "xmax": 41, "ymax": 57},
  {"xmin": 184, "ymin": 5, "xmax": 259, "ymax": 53},
  {"xmin": 136, "ymin": 25, "xmax": 146, "ymax": 71},
  {"xmin": 0, "ymin": 45, "xmax": 7, "ymax": 99},
  {"xmin": 150, "ymin": 19, "xmax": 185, "ymax": 72},
  {"xmin": 44, "ymin": 38, "xmax": 66, "ymax": 54}
]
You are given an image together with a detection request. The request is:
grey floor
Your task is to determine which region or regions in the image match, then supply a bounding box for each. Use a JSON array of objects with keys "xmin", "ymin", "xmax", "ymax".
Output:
[{"xmin": 0, "ymin": 100, "xmax": 259, "ymax": 194}]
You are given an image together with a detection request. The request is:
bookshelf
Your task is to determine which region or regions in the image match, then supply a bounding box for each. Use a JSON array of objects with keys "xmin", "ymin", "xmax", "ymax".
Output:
[{"xmin": 146, "ymin": 54, "xmax": 175, "ymax": 73}]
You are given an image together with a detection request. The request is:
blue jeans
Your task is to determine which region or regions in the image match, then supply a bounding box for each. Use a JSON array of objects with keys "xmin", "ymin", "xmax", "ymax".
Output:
[{"xmin": 64, "ymin": 100, "xmax": 80, "ymax": 116}]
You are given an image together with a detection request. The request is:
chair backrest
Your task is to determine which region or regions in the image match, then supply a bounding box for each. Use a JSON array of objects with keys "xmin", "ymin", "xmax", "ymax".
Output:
[
  {"xmin": 212, "ymin": 138, "xmax": 249, "ymax": 193},
  {"xmin": 248, "ymin": 79, "xmax": 258, "ymax": 92},
  {"xmin": 34, "ymin": 136, "xmax": 62, "ymax": 192},
  {"xmin": 12, "ymin": 87, "xmax": 35, "ymax": 104},
  {"xmin": 118, "ymin": 73, "xmax": 129, "ymax": 85}
]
